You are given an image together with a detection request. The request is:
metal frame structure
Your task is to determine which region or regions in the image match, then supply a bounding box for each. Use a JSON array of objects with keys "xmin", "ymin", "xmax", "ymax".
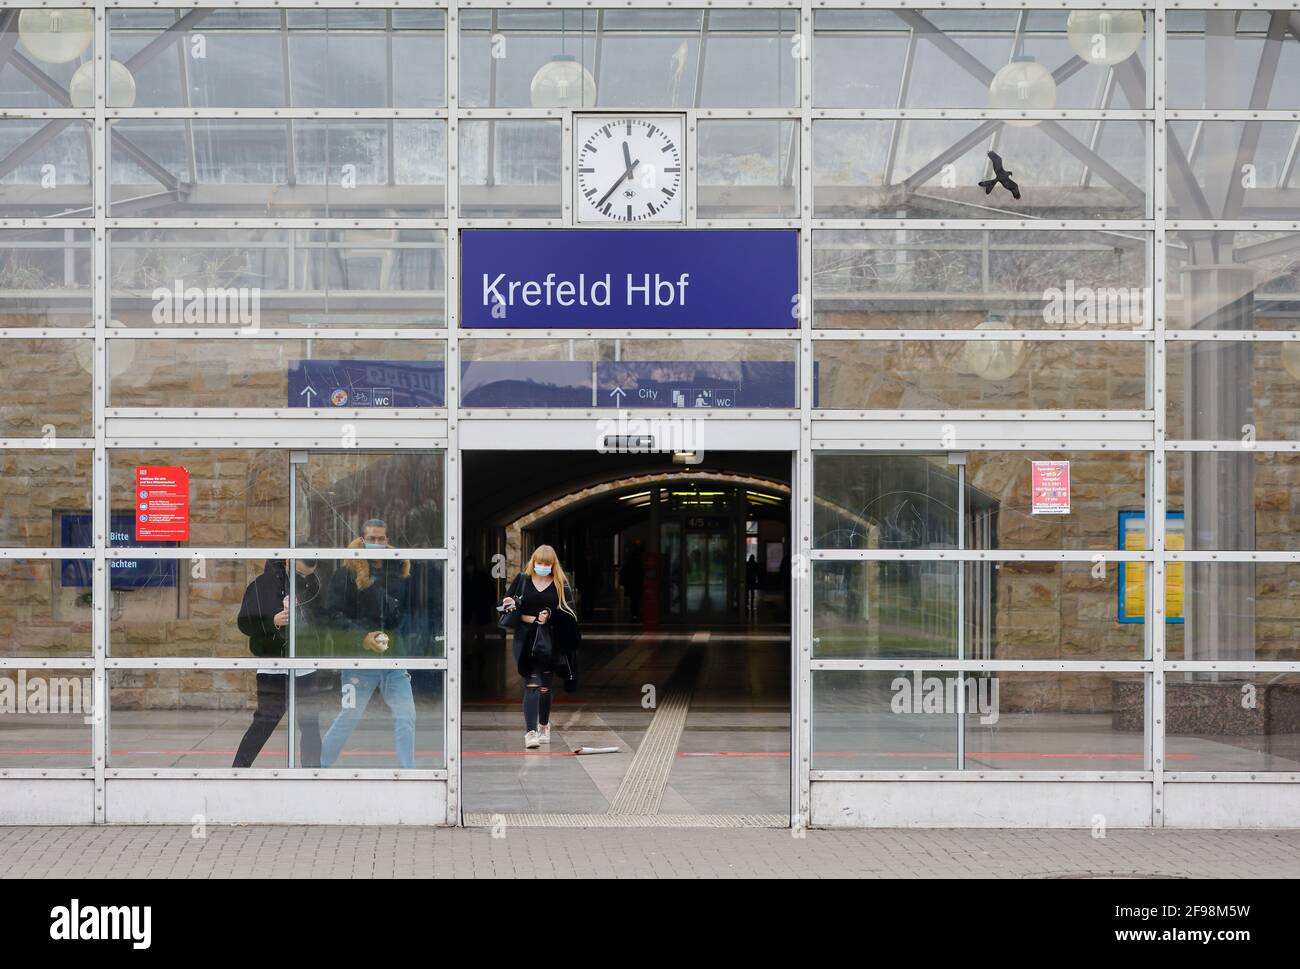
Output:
[{"xmin": 2, "ymin": 0, "xmax": 1299, "ymax": 828}]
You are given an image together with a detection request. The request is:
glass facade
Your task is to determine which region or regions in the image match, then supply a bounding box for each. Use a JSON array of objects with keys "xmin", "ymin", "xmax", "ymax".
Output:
[{"xmin": 3, "ymin": 2, "xmax": 1298, "ymax": 829}]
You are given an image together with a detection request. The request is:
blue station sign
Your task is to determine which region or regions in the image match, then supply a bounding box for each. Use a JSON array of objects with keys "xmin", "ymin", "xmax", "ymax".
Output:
[{"xmin": 460, "ymin": 229, "xmax": 798, "ymax": 329}]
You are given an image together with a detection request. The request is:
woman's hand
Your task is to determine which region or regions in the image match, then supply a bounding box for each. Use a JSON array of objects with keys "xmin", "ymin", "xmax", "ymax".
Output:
[
  {"xmin": 501, "ymin": 596, "xmax": 516, "ymax": 609},
  {"xmin": 536, "ymin": 609, "xmax": 550, "ymax": 625}
]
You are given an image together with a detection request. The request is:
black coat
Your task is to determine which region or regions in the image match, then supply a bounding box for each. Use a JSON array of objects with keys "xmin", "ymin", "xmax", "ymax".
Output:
[
  {"xmin": 505, "ymin": 572, "xmax": 581, "ymax": 691},
  {"xmin": 237, "ymin": 560, "xmax": 323, "ymax": 658}
]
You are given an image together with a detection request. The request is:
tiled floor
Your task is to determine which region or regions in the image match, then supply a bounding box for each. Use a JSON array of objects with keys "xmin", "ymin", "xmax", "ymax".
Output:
[
  {"xmin": 460, "ymin": 626, "xmax": 793, "ymax": 816},
  {"xmin": 3, "ymin": 824, "xmax": 1298, "ymax": 879}
]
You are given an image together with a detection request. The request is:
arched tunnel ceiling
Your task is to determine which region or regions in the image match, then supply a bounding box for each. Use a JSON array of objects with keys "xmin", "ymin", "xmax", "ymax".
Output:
[{"xmin": 463, "ymin": 450, "xmax": 792, "ymax": 529}]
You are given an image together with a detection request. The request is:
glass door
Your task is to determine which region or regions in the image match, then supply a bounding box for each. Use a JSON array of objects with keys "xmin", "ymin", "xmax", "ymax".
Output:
[{"xmin": 285, "ymin": 449, "xmax": 449, "ymax": 771}]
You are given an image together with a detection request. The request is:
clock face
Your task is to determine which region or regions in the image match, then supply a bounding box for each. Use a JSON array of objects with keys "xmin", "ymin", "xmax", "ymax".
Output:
[{"xmin": 575, "ymin": 115, "xmax": 684, "ymax": 224}]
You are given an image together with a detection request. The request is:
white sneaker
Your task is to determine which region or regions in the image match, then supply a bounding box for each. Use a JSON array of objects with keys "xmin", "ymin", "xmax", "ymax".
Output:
[
  {"xmin": 538, "ymin": 724, "xmax": 551, "ymax": 744},
  {"xmin": 524, "ymin": 730, "xmax": 540, "ymax": 749}
]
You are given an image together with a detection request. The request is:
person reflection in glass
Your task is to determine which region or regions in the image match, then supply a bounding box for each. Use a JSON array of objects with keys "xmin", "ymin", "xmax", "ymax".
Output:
[
  {"xmin": 320, "ymin": 519, "xmax": 418, "ymax": 769},
  {"xmin": 233, "ymin": 559, "xmax": 324, "ymax": 768}
]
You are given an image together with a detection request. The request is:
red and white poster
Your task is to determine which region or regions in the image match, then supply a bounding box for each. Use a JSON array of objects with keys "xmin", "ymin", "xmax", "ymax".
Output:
[
  {"xmin": 1031, "ymin": 461, "xmax": 1071, "ymax": 515},
  {"xmin": 135, "ymin": 466, "xmax": 190, "ymax": 541}
]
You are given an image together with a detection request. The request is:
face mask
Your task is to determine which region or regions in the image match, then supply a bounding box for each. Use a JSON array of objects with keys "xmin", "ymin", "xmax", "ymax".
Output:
[
  {"xmin": 534, "ymin": 565, "xmax": 552, "ymax": 577},
  {"xmin": 365, "ymin": 542, "xmax": 387, "ymax": 549}
]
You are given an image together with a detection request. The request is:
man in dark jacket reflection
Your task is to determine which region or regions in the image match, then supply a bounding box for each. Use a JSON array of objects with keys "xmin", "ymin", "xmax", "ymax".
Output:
[
  {"xmin": 233, "ymin": 559, "xmax": 324, "ymax": 768},
  {"xmin": 320, "ymin": 519, "xmax": 417, "ymax": 769}
]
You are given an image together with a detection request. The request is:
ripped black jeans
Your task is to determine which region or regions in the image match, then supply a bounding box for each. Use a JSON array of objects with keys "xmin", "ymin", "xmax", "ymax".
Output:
[
  {"xmin": 513, "ymin": 626, "xmax": 554, "ymax": 732},
  {"xmin": 522, "ymin": 670, "xmax": 553, "ymax": 732}
]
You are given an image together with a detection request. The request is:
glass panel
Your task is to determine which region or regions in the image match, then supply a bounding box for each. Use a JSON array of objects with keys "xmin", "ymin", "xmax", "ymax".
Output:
[
  {"xmin": 1167, "ymin": 11, "xmax": 1300, "ymax": 110},
  {"xmin": 814, "ymin": 10, "xmax": 1150, "ymax": 110},
  {"xmin": 109, "ymin": 229, "xmax": 447, "ymax": 329},
  {"xmin": 1167, "ymin": 452, "xmax": 1300, "ymax": 551},
  {"xmin": 965, "ymin": 450, "xmax": 1149, "ymax": 551},
  {"xmin": 813, "ymin": 560, "xmax": 1142, "ymax": 661},
  {"xmin": 0, "ymin": 666, "xmax": 92, "ymax": 767},
  {"xmin": 316, "ymin": 666, "xmax": 445, "ymax": 769},
  {"xmin": 696, "ymin": 121, "xmax": 798, "ymax": 219},
  {"xmin": 813, "ymin": 340, "xmax": 1148, "ymax": 410},
  {"xmin": 813, "ymin": 561, "xmax": 958, "ymax": 658},
  {"xmin": 813, "ymin": 119, "xmax": 1150, "ymax": 220},
  {"xmin": 0, "ymin": 340, "xmax": 92, "ymax": 437},
  {"xmin": 0, "ymin": 560, "xmax": 93, "ymax": 657},
  {"xmin": 109, "ymin": 449, "xmax": 288, "ymax": 548},
  {"xmin": 0, "ymin": 450, "xmax": 93, "ymax": 548},
  {"xmin": 460, "ymin": 338, "xmax": 798, "ymax": 409},
  {"xmin": 812, "ymin": 453, "xmax": 959, "ymax": 550},
  {"xmin": 811, "ymin": 669, "xmax": 958, "ymax": 770},
  {"xmin": 0, "ymin": 228, "xmax": 94, "ymax": 327},
  {"xmin": 1168, "ymin": 564, "xmax": 1300, "ymax": 662},
  {"xmin": 459, "ymin": 9, "xmax": 796, "ymax": 109},
  {"xmin": 964, "ymin": 672, "xmax": 1145, "ymax": 769},
  {"xmin": 107, "ymin": 556, "xmax": 444, "ymax": 660},
  {"xmin": 0, "ymin": 120, "xmax": 93, "ymax": 218},
  {"xmin": 814, "ymin": 229, "xmax": 1152, "ymax": 330},
  {"xmin": 1167, "ymin": 231, "xmax": 1300, "ymax": 331},
  {"xmin": 294, "ymin": 451, "xmax": 445, "ymax": 549},
  {"xmin": 107, "ymin": 9, "xmax": 447, "ymax": 108},
  {"xmin": 0, "ymin": 8, "xmax": 96, "ymax": 108},
  {"xmin": 291, "ymin": 558, "xmax": 445, "ymax": 660},
  {"xmin": 109, "ymin": 119, "xmax": 446, "ymax": 219},
  {"xmin": 966, "ymin": 561, "xmax": 1143, "ymax": 660},
  {"xmin": 1167, "ymin": 341, "xmax": 1300, "ymax": 440},
  {"xmin": 110, "ymin": 558, "xmax": 270, "ymax": 659},
  {"xmin": 106, "ymin": 339, "xmax": 446, "ymax": 410},
  {"xmin": 458, "ymin": 120, "xmax": 562, "ymax": 219},
  {"xmin": 1165, "ymin": 672, "xmax": 1300, "ymax": 771},
  {"xmin": 108, "ymin": 668, "xmax": 287, "ymax": 768},
  {"xmin": 1167, "ymin": 121, "xmax": 1300, "ymax": 221}
]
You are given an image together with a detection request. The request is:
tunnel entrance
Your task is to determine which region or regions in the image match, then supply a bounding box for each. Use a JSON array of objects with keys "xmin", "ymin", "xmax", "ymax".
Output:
[{"xmin": 460, "ymin": 450, "xmax": 792, "ymax": 825}]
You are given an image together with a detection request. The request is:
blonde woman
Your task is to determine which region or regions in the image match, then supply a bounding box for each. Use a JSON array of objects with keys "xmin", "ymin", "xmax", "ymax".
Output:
[{"xmin": 500, "ymin": 545, "xmax": 581, "ymax": 749}]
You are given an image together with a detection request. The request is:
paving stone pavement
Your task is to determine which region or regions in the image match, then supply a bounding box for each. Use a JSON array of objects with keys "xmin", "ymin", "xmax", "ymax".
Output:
[{"xmin": 2, "ymin": 825, "xmax": 1299, "ymax": 878}]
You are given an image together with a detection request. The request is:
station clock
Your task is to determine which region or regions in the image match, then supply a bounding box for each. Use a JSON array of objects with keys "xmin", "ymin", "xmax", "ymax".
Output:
[{"xmin": 574, "ymin": 115, "xmax": 685, "ymax": 224}]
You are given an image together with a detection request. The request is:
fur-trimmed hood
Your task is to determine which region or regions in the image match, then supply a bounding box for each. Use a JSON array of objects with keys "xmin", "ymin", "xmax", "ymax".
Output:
[{"xmin": 343, "ymin": 537, "xmax": 411, "ymax": 590}]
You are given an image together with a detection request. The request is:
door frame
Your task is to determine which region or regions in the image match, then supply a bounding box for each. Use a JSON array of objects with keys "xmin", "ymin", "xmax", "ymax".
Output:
[{"xmin": 455, "ymin": 421, "xmax": 802, "ymax": 827}]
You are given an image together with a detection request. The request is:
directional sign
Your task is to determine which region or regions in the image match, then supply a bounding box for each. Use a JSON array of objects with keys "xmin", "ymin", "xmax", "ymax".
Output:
[
  {"xmin": 287, "ymin": 360, "xmax": 444, "ymax": 408},
  {"xmin": 595, "ymin": 361, "xmax": 797, "ymax": 408}
]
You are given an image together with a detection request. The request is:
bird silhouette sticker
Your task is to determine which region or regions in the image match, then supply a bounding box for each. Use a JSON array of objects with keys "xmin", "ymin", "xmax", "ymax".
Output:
[{"xmin": 979, "ymin": 150, "xmax": 1021, "ymax": 200}]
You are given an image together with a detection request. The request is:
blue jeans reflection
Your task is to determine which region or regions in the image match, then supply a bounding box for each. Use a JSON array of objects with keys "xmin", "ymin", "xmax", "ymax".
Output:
[{"xmin": 321, "ymin": 669, "xmax": 417, "ymax": 769}]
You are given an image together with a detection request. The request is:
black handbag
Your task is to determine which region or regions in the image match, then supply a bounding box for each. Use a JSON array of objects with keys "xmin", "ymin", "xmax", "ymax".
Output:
[
  {"xmin": 529, "ymin": 621, "xmax": 555, "ymax": 667},
  {"xmin": 497, "ymin": 574, "xmax": 523, "ymax": 630}
]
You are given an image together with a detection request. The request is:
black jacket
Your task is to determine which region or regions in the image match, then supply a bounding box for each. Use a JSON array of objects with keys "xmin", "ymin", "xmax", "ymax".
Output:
[
  {"xmin": 237, "ymin": 560, "xmax": 323, "ymax": 658},
  {"xmin": 505, "ymin": 572, "xmax": 581, "ymax": 691},
  {"xmin": 327, "ymin": 558, "xmax": 410, "ymax": 655}
]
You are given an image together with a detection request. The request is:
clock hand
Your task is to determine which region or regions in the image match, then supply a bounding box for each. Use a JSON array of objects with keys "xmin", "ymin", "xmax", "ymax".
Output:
[
  {"xmin": 594, "ymin": 158, "xmax": 642, "ymax": 208},
  {"xmin": 622, "ymin": 141, "xmax": 635, "ymax": 179}
]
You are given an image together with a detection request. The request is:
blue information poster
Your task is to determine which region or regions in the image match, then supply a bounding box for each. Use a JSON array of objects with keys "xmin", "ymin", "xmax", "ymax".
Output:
[{"xmin": 61, "ymin": 514, "xmax": 177, "ymax": 590}]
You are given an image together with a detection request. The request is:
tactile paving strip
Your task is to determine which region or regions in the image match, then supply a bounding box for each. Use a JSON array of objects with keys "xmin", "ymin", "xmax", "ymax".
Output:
[{"xmin": 606, "ymin": 645, "xmax": 701, "ymax": 815}]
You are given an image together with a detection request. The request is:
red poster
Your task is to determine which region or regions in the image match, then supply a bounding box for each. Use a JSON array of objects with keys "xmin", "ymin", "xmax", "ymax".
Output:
[
  {"xmin": 1031, "ymin": 460, "xmax": 1071, "ymax": 515},
  {"xmin": 135, "ymin": 466, "xmax": 190, "ymax": 541}
]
